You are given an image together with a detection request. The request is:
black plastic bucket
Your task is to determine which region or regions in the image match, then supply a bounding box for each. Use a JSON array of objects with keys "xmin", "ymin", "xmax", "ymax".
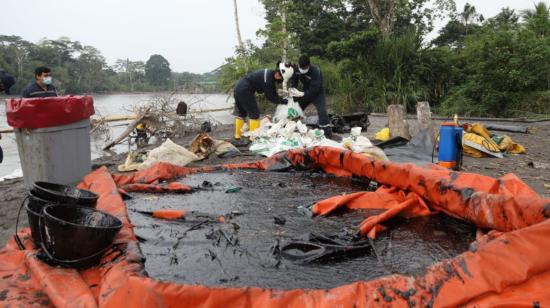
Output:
[
  {"xmin": 39, "ymin": 204, "xmax": 122, "ymax": 269},
  {"xmin": 25, "ymin": 195, "xmax": 54, "ymax": 248},
  {"xmin": 31, "ymin": 181, "xmax": 99, "ymax": 206}
]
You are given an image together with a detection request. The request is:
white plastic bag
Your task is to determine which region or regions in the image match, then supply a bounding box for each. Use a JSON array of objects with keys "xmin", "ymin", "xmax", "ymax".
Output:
[
  {"xmin": 273, "ymin": 98, "xmax": 305, "ymax": 123},
  {"xmin": 296, "ymin": 120, "xmax": 308, "ymax": 134},
  {"xmin": 249, "ymin": 137, "xmax": 277, "ymax": 156}
]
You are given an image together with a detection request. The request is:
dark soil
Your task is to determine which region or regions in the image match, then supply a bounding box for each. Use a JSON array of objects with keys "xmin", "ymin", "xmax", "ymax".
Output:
[
  {"xmin": 1, "ymin": 117, "xmax": 548, "ymax": 249},
  {"xmin": 127, "ymin": 170, "xmax": 475, "ymax": 290}
]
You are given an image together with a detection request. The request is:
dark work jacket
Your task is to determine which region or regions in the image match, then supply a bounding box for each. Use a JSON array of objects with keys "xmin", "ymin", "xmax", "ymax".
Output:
[
  {"xmin": 290, "ymin": 65, "xmax": 324, "ymax": 103},
  {"xmin": 240, "ymin": 69, "xmax": 284, "ymax": 104},
  {"xmin": 21, "ymin": 82, "xmax": 58, "ymax": 98}
]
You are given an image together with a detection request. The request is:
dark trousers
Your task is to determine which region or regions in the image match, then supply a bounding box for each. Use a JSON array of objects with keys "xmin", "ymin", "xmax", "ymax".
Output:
[
  {"xmin": 298, "ymin": 93, "xmax": 330, "ymax": 127},
  {"xmin": 234, "ymin": 79, "xmax": 260, "ymax": 120}
]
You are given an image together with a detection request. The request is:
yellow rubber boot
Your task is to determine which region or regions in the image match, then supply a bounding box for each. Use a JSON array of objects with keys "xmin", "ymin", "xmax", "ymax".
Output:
[
  {"xmin": 234, "ymin": 118, "xmax": 245, "ymax": 140},
  {"xmin": 249, "ymin": 119, "xmax": 261, "ymax": 133}
]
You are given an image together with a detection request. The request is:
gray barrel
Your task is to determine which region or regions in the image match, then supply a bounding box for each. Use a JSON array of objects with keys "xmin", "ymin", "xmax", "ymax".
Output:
[{"xmin": 15, "ymin": 119, "xmax": 91, "ymax": 189}]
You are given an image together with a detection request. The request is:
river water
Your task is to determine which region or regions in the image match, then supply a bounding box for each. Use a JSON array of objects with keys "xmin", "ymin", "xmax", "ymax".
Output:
[{"xmin": 0, "ymin": 93, "xmax": 234, "ymax": 178}]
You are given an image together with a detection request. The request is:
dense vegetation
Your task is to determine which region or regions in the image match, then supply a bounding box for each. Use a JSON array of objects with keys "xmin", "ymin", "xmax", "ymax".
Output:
[
  {"xmin": 220, "ymin": 1, "xmax": 550, "ymax": 118},
  {"xmin": 0, "ymin": 36, "xmax": 219, "ymax": 95}
]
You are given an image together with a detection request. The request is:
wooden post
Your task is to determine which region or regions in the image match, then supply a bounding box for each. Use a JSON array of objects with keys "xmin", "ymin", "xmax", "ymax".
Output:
[
  {"xmin": 387, "ymin": 104, "xmax": 411, "ymax": 139},
  {"xmin": 416, "ymin": 101, "xmax": 436, "ymax": 140}
]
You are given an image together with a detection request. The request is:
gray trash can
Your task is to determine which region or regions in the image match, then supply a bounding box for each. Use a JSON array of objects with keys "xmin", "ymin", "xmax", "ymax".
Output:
[{"xmin": 15, "ymin": 119, "xmax": 92, "ymax": 189}]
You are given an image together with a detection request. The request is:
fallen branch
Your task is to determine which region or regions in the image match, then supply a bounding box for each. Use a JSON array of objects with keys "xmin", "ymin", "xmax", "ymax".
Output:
[{"xmin": 102, "ymin": 107, "xmax": 150, "ymax": 151}]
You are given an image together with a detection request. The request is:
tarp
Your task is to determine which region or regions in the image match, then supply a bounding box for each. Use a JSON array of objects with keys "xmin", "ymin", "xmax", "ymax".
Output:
[
  {"xmin": 382, "ymin": 129, "xmax": 435, "ymax": 165},
  {"xmin": 6, "ymin": 95, "xmax": 95, "ymax": 129},
  {"xmin": 1, "ymin": 146, "xmax": 549, "ymax": 307}
]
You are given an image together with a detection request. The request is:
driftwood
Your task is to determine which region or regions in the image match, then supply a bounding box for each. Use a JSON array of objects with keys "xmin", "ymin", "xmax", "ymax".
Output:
[
  {"xmin": 102, "ymin": 108, "xmax": 149, "ymax": 151},
  {"xmin": 484, "ymin": 124, "xmax": 531, "ymax": 134},
  {"xmin": 387, "ymin": 104, "xmax": 411, "ymax": 140}
]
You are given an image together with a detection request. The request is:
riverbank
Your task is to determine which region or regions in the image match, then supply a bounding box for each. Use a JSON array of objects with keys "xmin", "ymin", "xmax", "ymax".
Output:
[{"xmin": 1, "ymin": 116, "xmax": 549, "ymax": 246}]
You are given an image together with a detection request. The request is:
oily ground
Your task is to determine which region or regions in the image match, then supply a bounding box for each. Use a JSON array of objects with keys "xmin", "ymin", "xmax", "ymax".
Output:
[{"xmin": 1, "ymin": 116, "xmax": 548, "ymax": 246}]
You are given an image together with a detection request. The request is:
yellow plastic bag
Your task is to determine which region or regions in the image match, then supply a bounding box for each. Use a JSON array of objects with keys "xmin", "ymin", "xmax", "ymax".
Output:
[
  {"xmin": 498, "ymin": 135, "xmax": 527, "ymax": 154},
  {"xmin": 375, "ymin": 127, "xmax": 390, "ymax": 141},
  {"xmin": 470, "ymin": 123, "xmax": 500, "ymax": 150},
  {"xmin": 462, "ymin": 133, "xmax": 501, "ymax": 158}
]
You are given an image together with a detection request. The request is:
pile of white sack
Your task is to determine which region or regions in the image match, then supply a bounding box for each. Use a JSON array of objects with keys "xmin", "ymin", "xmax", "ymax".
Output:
[{"xmin": 243, "ymin": 116, "xmax": 388, "ymax": 160}]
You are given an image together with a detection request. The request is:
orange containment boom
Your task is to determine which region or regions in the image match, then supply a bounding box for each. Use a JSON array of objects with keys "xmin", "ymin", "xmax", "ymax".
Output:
[{"xmin": 1, "ymin": 146, "xmax": 549, "ymax": 307}]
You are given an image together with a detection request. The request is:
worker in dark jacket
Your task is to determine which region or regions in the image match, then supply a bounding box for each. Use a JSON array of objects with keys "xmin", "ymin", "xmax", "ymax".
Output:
[
  {"xmin": 0, "ymin": 70, "xmax": 15, "ymax": 95},
  {"xmin": 21, "ymin": 66, "xmax": 58, "ymax": 98},
  {"xmin": 290, "ymin": 55, "xmax": 331, "ymax": 138},
  {"xmin": 233, "ymin": 62, "xmax": 287, "ymax": 140}
]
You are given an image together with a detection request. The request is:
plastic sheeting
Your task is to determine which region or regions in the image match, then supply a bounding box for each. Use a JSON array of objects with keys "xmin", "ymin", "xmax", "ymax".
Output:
[
  {"xmin": 1, "ymin": 146, "xmax": 550, "ymax": 307},
  {"xmin": 6, "ymin": 96, "xmax": 95, "ymax": 129},
  {"xmin": 383, "ymin": 129, "xmax": 435, "ymax": 165}
]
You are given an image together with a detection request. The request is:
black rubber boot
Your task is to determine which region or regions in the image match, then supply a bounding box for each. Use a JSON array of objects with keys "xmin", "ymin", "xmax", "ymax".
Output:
[{"xmin": 231, "ymin": 138, "xmax": 251, "ymax": 148}]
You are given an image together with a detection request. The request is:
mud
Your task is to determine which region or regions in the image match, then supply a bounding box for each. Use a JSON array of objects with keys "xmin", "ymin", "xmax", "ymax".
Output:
[{"xmin": 127, "ymin": 170, "xmax": 476, "ymax": 290}]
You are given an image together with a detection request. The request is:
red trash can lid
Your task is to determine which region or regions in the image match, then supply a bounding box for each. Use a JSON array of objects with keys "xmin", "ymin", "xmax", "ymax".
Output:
[{"xmin": 5, "ymin": 95, "xmax": 95, "ymax": 129}]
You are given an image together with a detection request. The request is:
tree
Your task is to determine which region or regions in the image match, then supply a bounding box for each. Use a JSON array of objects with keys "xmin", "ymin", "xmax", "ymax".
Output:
[
  {"xmin": 115, "ymin": 59, "xmax": 145, "ymax": 91},
  {"xmin": 145, "ymin": 54, "xmax": 171, "ymax": 87},
  {"xmin": 460, "ymin": 3, "xmax": 483, "ymax": 35},
  {"xmin": 75, "ymin": 46, "xmax": 107, "ymax": 92},
  {"xmin": 0, "ymin": 35, "xmax": 32, "ymax": 86},
  {"xmin": 363, "ymin": 0, "xmax": 456, "ymax": 38},
  {"xmin": 233, "ymin": 0, "xmax": 245, "ymax": 50},
  {"xmin": 432, "ymin": 20, "xmax": 470, "ymax": 47},
  {"xmin": 258, "ymin": 0, "xmax": 298, "ymax": 61},
  {"xmin": 521, "ymin": 2, "xmax": 550, "ymax": 38},
  {"xmin": 486, "ymin": 8, "xmax": 519, "ymax": 31},
  {"xmin": 365, "ymin": 0, "xmax": 397, "ymax": 38},
  {"xmin": 286, "ymin": 0, "xmax": 349, "ymax": 58}
]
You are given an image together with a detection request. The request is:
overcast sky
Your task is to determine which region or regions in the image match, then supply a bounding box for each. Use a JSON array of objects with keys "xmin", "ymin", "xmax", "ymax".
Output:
[{"xmin": 0, "ymin": 0, "xmax": 539, "ymax": 73}]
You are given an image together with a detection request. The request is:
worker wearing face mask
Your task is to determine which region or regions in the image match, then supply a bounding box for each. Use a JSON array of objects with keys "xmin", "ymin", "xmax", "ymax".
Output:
[
  {"xmin": 21, "ymin": 66, "xmax": 58, "ymax": 98},
  {"xmin": 290, "ymin": 55, "xmax": 332, "ymax": 138},
  {"xmin": 233, "ymin": 61, "xmax": 288, "ymax": 141}
]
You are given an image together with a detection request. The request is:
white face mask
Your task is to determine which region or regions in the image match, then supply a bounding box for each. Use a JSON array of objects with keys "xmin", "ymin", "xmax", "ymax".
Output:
[
  {"xmin": 42, "ymin": 76, "xmax": 53, "ymax": 85},
  {"xmin": 299, "ymin": 67, "xmax": 309, "ymax": 74}
]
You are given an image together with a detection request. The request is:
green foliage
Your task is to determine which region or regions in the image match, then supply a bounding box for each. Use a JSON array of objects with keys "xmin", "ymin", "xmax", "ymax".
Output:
[
  {"xmin": 0, "ymin": 36, "xmax": 219, "ymax": 95},
  {"xmin": 521, "ymin": 2, "xmax": 550, "ymax": 38},
  {"xmin": 221, "ymin": 1, "xmax": 550, "ymax": 118},
  {"xmin": 145, "ymin": 54, "xmax": 172, "ymax": 88},
  {"xmin": 438, "ymin": 28, "xmax": 550, "ymax": 117}
]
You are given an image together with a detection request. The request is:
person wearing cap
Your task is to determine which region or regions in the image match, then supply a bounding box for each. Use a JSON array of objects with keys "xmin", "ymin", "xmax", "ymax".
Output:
[
  {"xmin": 233, "ymin": 62, "xmax": 288, "ymax": 142},
  {"xmin": 290, "ymin": 55, "xmax": 332, "ymax": 138},
  {"xmin": 0, "ymin": 70, "xmax": 15, "ymax": 95},
  {"xmin": 21, "ymin": 66, "xmax": 58, "ymax": 98}
]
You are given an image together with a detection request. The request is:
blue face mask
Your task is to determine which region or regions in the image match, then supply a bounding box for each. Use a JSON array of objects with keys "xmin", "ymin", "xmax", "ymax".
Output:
[{"xmin": 43, "ymin": 76, "xmax": 53, "ymax": 85}]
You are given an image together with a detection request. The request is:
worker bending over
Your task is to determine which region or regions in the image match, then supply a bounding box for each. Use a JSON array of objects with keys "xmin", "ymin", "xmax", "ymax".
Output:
[{"xmin": 233, "ymin": 62, "xmax": 288, "ymax": 141}]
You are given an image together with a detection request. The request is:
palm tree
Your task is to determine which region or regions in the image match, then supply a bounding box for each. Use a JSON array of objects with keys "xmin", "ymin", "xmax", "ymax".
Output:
[
  {"xmin": 233, "ymin": 0, "xmax": 245, "ymax": 50},
  {"xmin": 232, "ymin": 0, "xmax": 249, "ymax": 71},
  {"xmin": 460, "ymin": 3, "xmax": 482, "ymax": 35},
  {"xmin": 521, "ymin": 2, "xmax": 550, "ymax": 38}
]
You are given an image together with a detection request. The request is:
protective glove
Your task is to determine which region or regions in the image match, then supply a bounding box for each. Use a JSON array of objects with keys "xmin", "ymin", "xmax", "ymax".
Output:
[
  {"xmin": 277, "ymin": 88, "xmax": 288, "ymax": 97},
  {"xmin": 288, "ymin": 88, "xmax": 304, "ymax": 97},
  {"xmin": 280, "ymin": 99, "xmax": 288, "ymax": 105}
]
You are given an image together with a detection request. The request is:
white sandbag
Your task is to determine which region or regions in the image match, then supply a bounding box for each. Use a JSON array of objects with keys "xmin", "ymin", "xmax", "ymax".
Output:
[{"xmin": 138, "ymin": 139, "xmax": 200, "ymax": 170}]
